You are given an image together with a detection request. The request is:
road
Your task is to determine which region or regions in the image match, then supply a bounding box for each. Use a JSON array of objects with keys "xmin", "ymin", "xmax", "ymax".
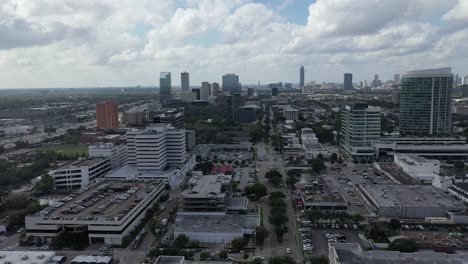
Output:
[{"xmin": 255, "ymin": 141, "xmax": 301, "ymax": 262}]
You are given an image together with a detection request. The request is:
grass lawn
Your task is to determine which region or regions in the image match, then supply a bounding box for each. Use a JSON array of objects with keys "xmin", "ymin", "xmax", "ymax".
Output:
[{"xmin": 39, "ymin": 145, "xmax": 89, "ymax": 156}]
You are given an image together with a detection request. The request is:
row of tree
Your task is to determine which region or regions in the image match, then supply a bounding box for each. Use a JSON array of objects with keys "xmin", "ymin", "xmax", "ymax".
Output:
[{"xmin": 268, "ymin": 191, "xmax": 288, "ymax": 241}]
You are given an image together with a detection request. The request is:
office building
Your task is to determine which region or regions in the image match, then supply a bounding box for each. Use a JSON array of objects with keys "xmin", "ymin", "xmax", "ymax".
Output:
[
  {"xmin": 236, "ymin": 105, "xmax": 257, "ymax": 123},
  {"xmin": 222, "ymin": 74, "xmax": 240, "ymax": 93},
  {"xmin": 152, "ymin": 108, "xmax": 185, "ymax": 129},
  {"xmin": 392, "ymin": 89, "xmax": 400, "ymax": 104},
  {"xmin": 225, "ymin": 93, "xmax": 241, "ymax": 120},
  {"xmin": 393, "ymin": 73, "xmax": 400, "ymax": 85},
  {"xmin": 400, "ymin": 68, "xmax": 453, "ymax": 135},
  {"xmin": 48, "ymin": 158, "xmax": 111, "ymax": 190},
  {"xmin": 463, "ymin": 75, "xmax": 468, "ymax": 85},
  {"xmin": 160, "ymin": 72, "xmax": 171, "ymax": 104},
  {"xmin": 271, "ymin": 87, "xmax": 278, "ymax": 96},
  {"xmin": 462, "ymin": 84, "xmax": 468, "ymax": 98},
  {"xmin": 340, "ymin": 103, "xmax": 381, "ymax": 161},
  {"xmin": 300, "ymin": 66, "xmax": 305, "ymax": 88},
  {"xmin": 88, "ymin": 143, "xmax": 127, "ymax": 169},
  {"xmin": 201, "ymin": 82, "xmax": 210, "ymax": 101},
  {"xmin": 212, "ymin": 82, "xmax": 220, "ymax": 96},
  {"xmin": 247, "ymin": 87, "xmax": 254, "ymax": 97},
  {"xmin": 181, "ymin": 72, "xmax": 189, "ymax": 92},
  {"xmin": 284, "ymin": 107, "xmax": 299, "ymax": 121},
  {"xmin": 26, "ymin": 180, "xmax": 166, "ymax": 246},
  {"xmin": 344, "ymin": 73, "xmax": 353, "ymax": 90},
  {"xmin": 285, "ymin": 83, "xmax": 292, "ymax": 89},
  {"xmin": 185, "ymin": 130, "xmax": 196, "ymax": 150},
  {"xmin": 191, "ymin": 88, "xmax": 200, "ymax": 100},
  {"xmin": 96, "ymin": 101, "xmax": 118, "ymax": 130},
  {"xmin": 180, "ymin": 92, "xmax": 197, "ymax": 102},
  {"xmin": 122, "ymin": 105, "xmax": 146, "ymax": 127},
  {"xmin": 372, "ymin": 74, "xmax": 380, "ymax": 87}
]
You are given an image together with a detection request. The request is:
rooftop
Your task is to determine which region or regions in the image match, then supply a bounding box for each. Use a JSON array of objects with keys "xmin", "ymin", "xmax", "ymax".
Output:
[
  {"xmin": 175, "ymin": 214, "xmax": 258, "ymax": 233},
  {"xmin": 32, "ymin": 180, "xmax": 162, "ymax": 221},
  {"xmin": 406, "ymin": 67, "xmax": 451, "ymax": 75},
  {"xmin": 362, "ymin": 184, "xmax": 463, "ymax": 209},
  {"xmin": 332, "ymin": 242, "xmax": 468, "ymax": 264},
  {"xmin": 182, "ymin": 175, "xmax": 232, "ymax": 198},
  {"xmin": 53, "ymin": 158, "xmax": 107, "ymax": 170},
  {"xmin": 154, "ymin": 256, "xmax": 184, "ymax": 264}
]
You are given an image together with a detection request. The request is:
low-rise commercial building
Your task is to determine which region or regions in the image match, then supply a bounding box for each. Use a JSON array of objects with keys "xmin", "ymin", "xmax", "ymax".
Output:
[
  {"xmin": 25, "ymin": 180, "xmax": 166, "ymax": 245},
  {"xmin": 88, "ymin": 143, "xmax": 127, "ymax": 169},
  {"xmin": 0, "ymin": 251, "xmax": 56, "ymax": 264},
  {"xmin": 358, "ymin": 184, "xmax": 463, "ymax": 218},
  {"xmin": 329, "ymin": 243, "xmax": 468, "ymax": 264},
  {"xmin": 394, "ymin": 154, "xmax": 440, "ymax": 182},
  {"xmin": 49, "ymin": 158, "xmax": 111, "ymax": 190}
]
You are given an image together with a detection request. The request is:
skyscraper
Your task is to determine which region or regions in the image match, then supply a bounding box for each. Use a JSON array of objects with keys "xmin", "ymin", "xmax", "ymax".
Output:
[
  {"xmin": 340, "ymin": 103, "xmax": 381, "ymax": 161},
  {"xmin": 247, "ymin": 87, "xmax": 254, "ymax": 97},
  {"xmin": 191, "ymin": 88, "xmax": 200, "ymax": 100},
  {"xmin": 344, "ymin": 73, "xmax": 353, "ymax": 90},
  {"xmin": 96, "ymin": 101, "xmax": 119, "ymax": 130},
  {"xmin": 463, "ymin": 75, "xmax": 468, "ymax": 85},
  {"xmin": 181, "ymin": 72, "xmax": 189, "ymax": 92},
  {"xmin": 212, "ymin": 82, "xmax": 220, "ymax": 96},
  {"xmin": 372, "ymin": 74, "xmax": 380, "ymax": 87},
  {"xmin": 271, "ymin": 87, "xmax": 278, "ymax": 96},
  {"xmin": 393, "ymin": 74, "xmax": 400, "ymax": 85},
  {"xmin": 300, "ymin": 66, "xmax": 305, "ymax": 88},
  {"xmin": 222, "ymin": 74, "xmax": 240, "ymax": 93},
  {"xmin": 160, "ymin": 72, "xmax": 171, "ymax": 104},
  {"xmin": 201, "ymin": 82, "xmax": 210, "ymax": 101},
  {"xmin": 225, "ymin": 93, "xmax": 241, "ymax": 120},
  {"xmin": 400, "ymin": 68, "xmax": 453, "ymax": 135}
]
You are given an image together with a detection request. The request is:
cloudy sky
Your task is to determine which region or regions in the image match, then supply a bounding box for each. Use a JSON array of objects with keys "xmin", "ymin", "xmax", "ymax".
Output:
[{"xmin": 0, "ymin": 0, "xmax": 467, "ymax": 88}]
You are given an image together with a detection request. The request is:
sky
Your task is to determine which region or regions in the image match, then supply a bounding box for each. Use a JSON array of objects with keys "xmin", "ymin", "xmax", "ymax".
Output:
[{"xmin": 0, "ymin": 0, "xmax": 468, "ymax": 88}]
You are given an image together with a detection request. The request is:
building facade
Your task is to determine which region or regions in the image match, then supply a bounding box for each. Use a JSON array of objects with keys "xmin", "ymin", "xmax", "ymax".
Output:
[
  {"xmin": 49, "ymin": 158, "xmax": 111, "ymax": 190},
  {"xmin": 96, "ymin": 101, "xmax": 118, "ymax": 130},
  {"xmin": 300, "ymin": 66, "xmax": 305, "ymax": 88},
  {"xmin": 181, "ymin": 72, "xmax": 189, "ymax": 92},
  {"xmin": 212, "ymin": 82, "xmax": 220, "ymax": 96},
  {"xmin": 222, "ymin": 74, "xmax": 240, "ymax": 93},
  {"xmin": 340, "ymin": 103, "xmax": 381, "ymax": 161},
  {"xmin": 160, "ymin": 72, "xmax": 172, "ymax": 104},
  {"xmin": 201, "ymin": 82, "xmax": 210, "ymax": 101},
  {"xmin": 344, "ymin": 73, "xmax": 352, "ymax": 90},
  {"xmin": 88, "ymin": 143, "xmax": 127, "ymax": 168},
  {"xmin": 400, "ymin": 68, "xmax": 453, "ymax": 135}
]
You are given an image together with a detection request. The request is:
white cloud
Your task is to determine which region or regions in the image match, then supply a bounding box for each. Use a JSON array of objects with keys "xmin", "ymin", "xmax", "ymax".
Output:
[{"xmin": 0, "ymin": 0, "xmax": 467, "ymax": 88}]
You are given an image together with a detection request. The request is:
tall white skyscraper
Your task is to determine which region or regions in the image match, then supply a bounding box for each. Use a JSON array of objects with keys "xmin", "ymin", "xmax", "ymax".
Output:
[
  {"xmin": 201, "ymin": 82, "xmax": 210, "ymax": 101},
  {"xmin": 393, "ymin": 74, "xmax": 400, "ymax": 85},
  {"xmin": 463, "ymin": 75, "xmax": 468, "ymax": 85},
  {"xmin": 181, "ymin": 72, "xmax": 189, "ymax": 92},
  {"xmin": 400, "ymin": 68, "xmax": 453, "ymax": 135}
]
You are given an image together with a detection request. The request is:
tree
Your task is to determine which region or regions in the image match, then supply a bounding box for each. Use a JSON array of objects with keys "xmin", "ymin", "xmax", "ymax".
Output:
[
  {"xmin": 269, "ymin": 176, "xmax": 282, "ymax": 187},
  {"xmin": 200, "ymin": 251, "xmax": 211, "ymax": 260},
  {"xmin": 174, "ymin": 234, "xmax": 190, "ymax": 248},
  {"xmin": 388, "ymin": 239, "xmax": 417, "ymax": 252},
  {"xmin": 286, "ymin": 176, "xmax": 298, "ymax": 188},
  {"xmin": 330, "ymin": 153, "xmax": 338, "ymax": 163},
  {"xmin": 245, "ymin": 182, "xmax": 268, "ymax": 200},
  {"xmin": 268, "ymin": 256, "xmax": 296, "ymax": 264},
  {"xmin": 231, "ymin": 237, "xmax": 246, "ymax": 252},
  {"xmin": 269, "ymin": 191, "xmax": 285, "ymax": 200},
  {"xmin": 34, "ymin": 174, "xmax": 54, "ymax": 194},
  {"xmin": 219, "ymin": 250, "xmax": 228, "ymax": 259},
  {"xmin": 305, "ymin": 255, "xmax": 328, "ymax": 264},
  {"xmin": 337, "ymin": 156, "xmax": 344, "ymax": 164},
  {"xmin": 265, "ymin": 169, "xmax": 282, "ymax": 179},
  {"xmin": 389, "ymin": 218, "xmax": 401, "ymax": 230},
  {"xmin": 269, "ymin": 210, "xmax": 288, "ymax": 226},
  {"xmin": 255, "ymin": 226, "xmax": 269, "ymax": 245},
  {"xmin": 311, "ymin": 157, "xmax": 325, "ymax": 173}
]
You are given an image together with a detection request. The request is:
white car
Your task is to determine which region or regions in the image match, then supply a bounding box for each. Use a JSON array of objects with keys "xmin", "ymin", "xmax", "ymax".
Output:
[
  {"xmin": 253, "ymin": 256, "xmax": 265, "ymax": 260},
  {"xmin": 286, "ymin": 248, "xmax": 291, "ymax": 254}
]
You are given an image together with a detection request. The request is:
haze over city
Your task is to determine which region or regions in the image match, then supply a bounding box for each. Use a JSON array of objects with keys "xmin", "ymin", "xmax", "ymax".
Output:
[{"xmin": 1, "ymin": 0, "xmax": 468, "ymax": 88}]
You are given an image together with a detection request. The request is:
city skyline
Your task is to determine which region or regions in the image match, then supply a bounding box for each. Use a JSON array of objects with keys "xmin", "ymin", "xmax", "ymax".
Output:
[{"xmin": 1, "ymin": 0, "xmax": 468, "ymax": 88}]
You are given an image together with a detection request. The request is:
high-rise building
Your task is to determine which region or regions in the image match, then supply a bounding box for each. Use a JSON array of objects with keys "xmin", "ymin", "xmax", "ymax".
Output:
[
  {"xmin": 225, "ymin": 93, "xmax": 241, "ymax": 120},
  {"xmin": 212, "ymin": 82, "xmax": 220, "ymax": 96},
  {"xmin": 201, "ymin": 82, "xmax": 210, "ymax": 101},
  {"xmin": 160, "ymin": 72, "xmax": 171, "ymax": 103},
  {"xmin": 461, "ymin": 84, "xmax": 468, "ymax": 98},
  {"xmin": 96, "ymin": 101, "xmax": 119, "ymax": 130},
  {"xmin": 300, "ymin": 66, "xmax": 305, "ymax": 88},
  {"xmin": 372, "ymin": 74, "xmax": 380, "ymax": 87},
  {"xmin": 247, "ymin": 87, "xmax": 254, "ymax": 97},
  {"xmin": 400, "ymin": 68, "xmax": 453, "ymax": 135},
  {"xmin": 152, "ymin": 108, "xmax": 185, "ymax": 129},
  {"xmin": 181, "ymin": 72, "xmax": 189, "ymax": 92},
  {"xmin": 222, "ymin": 74, "xmax": 240, "ymax": 93},
  {"xmin": 393, "ymin": 74, "xmax": 400, "ymax": 85},
  {"xmin": 344, "ymin": 73, "xmax": 353, "ymax": 90},
  {"xmin": 463, "ymin": 75, "xmax": 468, "ymax": 85},
  {"xmin": 191, "ymin": 88, "xmax": 200, "ymax": 100},
  {"xmin": 340, "ymin": 103, "xmax": 381, "ymax": 161},
  {"xmin": 271, "ymin": 87, "xmax": 278, "ymax": 96},
  {"xmin": 126, "ymin": 124, "xmax": 187, "ymax": 171}
]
